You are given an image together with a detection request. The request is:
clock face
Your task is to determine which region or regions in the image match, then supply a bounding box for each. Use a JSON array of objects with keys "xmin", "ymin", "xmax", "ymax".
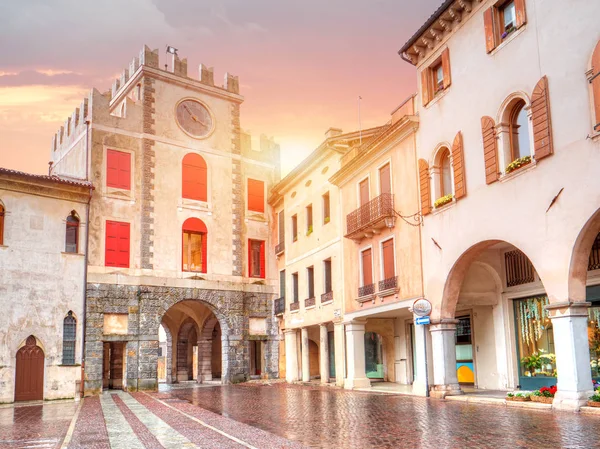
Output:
[{"xmin": 175, "ymin": 99, "xmax": 214, "ymax": 138}]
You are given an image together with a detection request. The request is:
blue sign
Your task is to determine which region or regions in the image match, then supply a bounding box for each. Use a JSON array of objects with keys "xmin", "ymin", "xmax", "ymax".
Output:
[{"xmin": 415, "ymin": 316, "xmax": 430, "ymax": 325}]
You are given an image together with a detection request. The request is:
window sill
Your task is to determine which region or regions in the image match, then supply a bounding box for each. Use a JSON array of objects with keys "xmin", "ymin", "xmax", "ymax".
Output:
[
  {"xmin": 356, "ymin": 294, "xmax": 375, "ymax": 304},
  {"xmin": 321, "ymin": 300, "xmax": 333, "ymax": 306},
  {"xmin": 432, "ymin": 199, "xmax": 457, "ymax": 215},
  {"xmin": 290, "ymin": 309, "xmax": 300, "ymax": 314},
  {"xmin": 305, "ymin": 305, "xmax": 316, "ymax": 311},
  {"xmin": 425, "ymin": 87, "xmax": 449, "ymax": 108},
  {"xmin": 246, "ymin": 213, "xmax": 267, "ymax": 223},
  {"xmin": 58, "ymin": 364, "xmax": 81, "ymax": 367},
  {"xmin": 0, "ymin": 245, "xmax": 8, "ymax": 249},
  {"xmin": 61, "ymin": 252, "xmax": 84, "ymax": 257},
  {"xmin": 499, "ymin": 159, "xmax": 537, "ymax": 183},
  {"xmin": 489, "ymin": 25, "xmax": 526, "ymax": 57},
  {"xmin": 377, "ymin": 288, "xmax": 398, "ymax": 298},
  {"xmin": 179, "ymin": 199, "xmax": 211, "ymax": 212},
  {"xmin": 104, "ymin": 188, "xmax": 133, "ymax": 201}
]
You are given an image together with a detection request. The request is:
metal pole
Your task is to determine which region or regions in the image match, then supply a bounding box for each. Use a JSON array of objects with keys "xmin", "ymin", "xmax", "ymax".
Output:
[{"xmin": 424, "ymin": 324, "xmax": 430, "ymax": 397}]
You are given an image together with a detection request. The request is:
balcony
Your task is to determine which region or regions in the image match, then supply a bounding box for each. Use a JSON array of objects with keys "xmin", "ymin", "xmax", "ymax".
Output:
[
  {"xmin": 275, "ymin": 241, "xmax": 285, "ymax": 256},
  {"xmin": 290, "ymin": 301, "xmax": 300, "ymax": 312},
  {"xmin": 305, "ymin": 297, "xmax": 316, "ymax": 308},
  {"xmin": 345, "ymin": 193, "xmax": 394, "ymax": 241},
  {"xmin": 378, "ymin": 276, "xmax": 398, "ymax": 298},
  {"xmin": 357, "ymin": 283, "xmax": 375, "ymax": 303},
  {"xmin": 274, "ymin": 297, "xmax": 285, "ymax": 316},
  {"xmin": 321, "ymin": 291, "xmax": 333, "ymax": 304}
]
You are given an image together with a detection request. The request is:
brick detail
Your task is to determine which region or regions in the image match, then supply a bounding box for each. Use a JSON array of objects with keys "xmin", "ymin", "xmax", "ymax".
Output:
[
  {"xmin": 418, "ymin": 159, "xmax": 431, "ymax": 216},
  {"xmin": 451, "ymin": 131, "xmax": 466, "ymax": 199},
  {"xmin": 481, "ymin": 116, "xmax": 499, "ymax": 184},
  {"xmin": 231, "ymin": 103, "xmax": 243, "ymax": 276},
  {"xmin": 531, "ymin": 76, "xmax": 553, "ymax": 161},
  {"xmin": 141, "ymin": 77, "xmax": 156, "ymax": 269}
]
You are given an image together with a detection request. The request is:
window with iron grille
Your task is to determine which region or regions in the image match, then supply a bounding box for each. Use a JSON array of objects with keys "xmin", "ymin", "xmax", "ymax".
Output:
[
  {"xmin": 589, "ymin": 232, "xmax": 600, "ymax": 271},
  {"xmin": 62, "ymin": 311, "xmax": 76, "ymax": 365},
  {"xmin": 504, "ymin": 249, "xmax": 535, "ymax": 287}
]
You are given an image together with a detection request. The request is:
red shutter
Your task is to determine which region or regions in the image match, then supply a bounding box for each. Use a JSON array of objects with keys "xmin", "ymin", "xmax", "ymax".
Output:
[
  {"xmin": 201, "ymin": 232, "xmax": 207, "ymax": 273},
  {"xmin": 483, "ymin": 7, "xmax": 496, "ymax": 53},
  {"xmin": 118, "ymin": 152, "xmax": 131, "ymax": 190},
  {"xmin": 418, "ymin": 159, "xmax": 431, "ymax": 216},
  {"xmin": 421, "ymin": 69, "xmax": 431, "ymax": 106},
  {"xmin": 593, "ymin": 41, "xmax": 600, "ymax": 131},
  {"xmin": 107, "ymin": 150, "xmax": 130, "ymax": 190},
  {"xmin": 441, "ymin": 48, "xmax": 451, "ymax": 89},
  {"xmin": 382, "ymin": 240, "xmax": 394, "ymax": 280},
  {"xmin": 515, "ymin": 0, "xmax": 527, "ymax": 28},
  {"xmin": 106, "ymin": 221, "xmax": 129, "ymax": 268},
  {"xmin": 362, "ymin": 249, "xmax": 373, "ymax": 286},
  {"xmin": 182, "ymin": 153, "xmax": 207, "ymax": 201},
  {"xmin": 531, "ymin": 76, "xmax": 553, "ymax": 161},
  {"xmin": 259, "ymin": 241, "xmax": 266, "ymax": 279},
  {"xmin": 248, "ymin": 179, "xmax": 265, "ymax": 213},
  {"xmin": 248, "ymin": 239, "xmax": 253, "ymax": 277},
  {"xmin": 452, "ymin": 131, "xmax": 466, "ymax": 199},
  {"xmin": 481, "ymin": 116, "xmax": 499, "ymax": 184}
]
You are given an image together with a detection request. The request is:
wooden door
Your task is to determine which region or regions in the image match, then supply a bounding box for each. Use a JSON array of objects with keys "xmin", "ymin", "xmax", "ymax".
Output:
[
  {"xmin": 110, "ymin": 342, "xmax": 124, "ymax": 389},
  {"xmin": 15, "ymin": 336, "xmax": 44, "ymax": 401}
]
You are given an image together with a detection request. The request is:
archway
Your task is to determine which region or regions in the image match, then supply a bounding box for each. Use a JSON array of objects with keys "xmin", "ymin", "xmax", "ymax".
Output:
[{"xmin": 15, "ymin": 336, "xmax": 44, "ymax": 401}]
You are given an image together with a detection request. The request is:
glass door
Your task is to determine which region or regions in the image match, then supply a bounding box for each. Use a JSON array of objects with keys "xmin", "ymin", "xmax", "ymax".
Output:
[
  {"xmin": 365, "ymin": 332, "xmax": 384, "ymax": 379},
  {"xmin": 328, "ymin": 331, "xmax": 336, "ymax": 378},
  {"xmin": 455, "ymin": 316, "xmax": 475, "ymax": 384}
]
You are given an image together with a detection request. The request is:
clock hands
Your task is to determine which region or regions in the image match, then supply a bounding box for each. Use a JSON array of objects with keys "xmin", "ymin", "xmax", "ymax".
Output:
[{"xmin": 183, "ymin": 103, "xmax": 208, "ymax": 128}]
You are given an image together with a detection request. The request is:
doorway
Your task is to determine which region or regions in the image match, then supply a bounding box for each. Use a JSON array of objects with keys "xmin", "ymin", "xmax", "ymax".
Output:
[
  {"xmin": 365, "ymin": 332, "xmax": 384, "ymax": 379},
  {"xmin": 455, "ymin": 316, "xmax": 475, "ymax": 384},
  {"xmin": 15, "ymin": 336, "xmax": 44, "ymax": 401},
  {"xmin": 103, "ymin": 342, "xmax": 126, "ymax": 390},
  {"xmin": 328, "ymin": 331, "xmax": 336, "ymax": 378},
  {"xmin": 249, "ymin": 340, "xmax": 264, "ymax": 377}
]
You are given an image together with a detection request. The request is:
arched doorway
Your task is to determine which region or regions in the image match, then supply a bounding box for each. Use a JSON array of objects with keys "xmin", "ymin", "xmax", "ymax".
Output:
[{"xmin": 15, "ymin": 336, "xmax": 44, "ymax": 401}]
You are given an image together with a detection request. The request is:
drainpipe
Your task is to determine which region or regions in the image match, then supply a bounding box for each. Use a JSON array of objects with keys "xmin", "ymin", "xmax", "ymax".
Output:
[{"xmin": 80, "ymin": 119, "xmax": 92, "ymax": 397}]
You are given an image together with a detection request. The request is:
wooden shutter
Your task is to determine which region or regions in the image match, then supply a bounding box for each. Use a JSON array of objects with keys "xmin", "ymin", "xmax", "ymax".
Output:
[
  {"xmin": 359, "ymin": 179, "xmax": 369, "ymax": 206},
  {"xmin": 515, "ymin": 0, "xmax": 527, "ymax": 28},
  {"xmin": 593, "ymin": 41, "xmax": 600, "ymax": 131},
  {"xmin": 182, "ymin": 153, "xmax": 207, "ymax": 201},
  {"xmin": 418, "ymin": 159, "xmax": 431, "ymax": 215},
  {"xmin": 293, "ymin": 274, "xmax": 298, "ymax": 302},
  {"xmin": 362, "ymin": 249, "xmax": 373, "ymax": 285},
  {"xmin": 441, "ymin": 48, "xmax": 451, "ymax": 89},
  {"xmin": 307, "ymin": 267, "xmax": 314, "ymax": 298},
  {"xmin": 483, "ymin": 7, "xmax": 496, "ymax": 53},
  {"xmin": 452, "ymin": 131, "xmax": 466, "ymax": 198},
  {"xmin": 421, "ymin": 69, "xmax": 431, "ymax": 106},
  {"xmin": 324, "ymin": 260, "xmax": 332, "ymax": 293},
  {"xmin": 531, "ymin": 76, "xmax": 553, "ymax": 161},
  {"xmin": 248, "ymin": 179, "xmax": 265, "ymax": 213},
  {"xmin": 382, "ymin": 239, "xmax": 395, "ymax": 280},
  {"xmin": 481, "ymin": 116, "xmax": 499, "ymax": 184},
  {"xmin": 259, "ymin": 241, "xmax": 266, "ymax": 279},
  {"xmin": 279, "ymin": 270, "xmax": 286, "ymax": 297},
  {"xmin": 106, "ymin": 221, "xmax": 130, "ymax": 268},
  {"xmin": 379, "ymin": 163, "xmax": 391, "ymax": 195},
  {"xmin": 107, "ymin": 149, "xmax": 130, "ymax": 190}
]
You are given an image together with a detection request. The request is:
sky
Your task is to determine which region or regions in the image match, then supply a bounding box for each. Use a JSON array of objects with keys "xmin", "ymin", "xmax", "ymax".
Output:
[{"xmin": 0, "ymin": 0, "xmax": 440, "ymax": 176}]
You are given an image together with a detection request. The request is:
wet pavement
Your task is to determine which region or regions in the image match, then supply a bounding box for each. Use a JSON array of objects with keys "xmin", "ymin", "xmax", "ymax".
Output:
[{"xmin": 2, "ymin": 384, "xmax": 600, "ymax": 448}]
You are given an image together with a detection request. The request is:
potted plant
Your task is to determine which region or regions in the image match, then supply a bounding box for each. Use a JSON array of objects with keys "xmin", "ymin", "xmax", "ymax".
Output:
[
  {"xmin": 505, "ymin": 155, "xmax": 532, "ymax": 174},
  {"xmin": 306, "ymin": 225, "xmax": 313, "ymax": 236},
  {"xmin": 588, "ymin": 386, "xmax": 600, "ymax": 407},
  {"xmin": 324, "ymin": 216, "xmax": 330, "ymax": 224},
  {"xmin": 506, "ymin": 392, "xmax": 514, "ymax": 401},
  {"xmin": 434, "ymin": 194, "xmax": 453, "ymax": 209},
  {"xmin": 501, "ymin": 25, "xmax": 516, "ymax": 40},
  {"xmin": 531, "ymin": 386, "xmax": 557, "ymax": 404},
  {"xmin": 512, "ymin": 392, "xmax": 531, "ymax": 402}
]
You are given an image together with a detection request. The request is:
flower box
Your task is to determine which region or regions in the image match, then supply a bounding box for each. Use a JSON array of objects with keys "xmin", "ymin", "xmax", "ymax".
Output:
[
  {"xmin": 505, "ymin": 155, "xmax": 532, "ymax": 174},
  {"xmin": 587, "ymin": 400, "xmax": 600, "ymax": 408},
  {"xmin": 510, "ymin": 396, "xmax": 531, "ymax": 402},
  {"xmin": 434, "ymin": 194, "xmax": 453, "ymax": 209},
  {"xmin": 531, "ymin": 395, "xmax": 554, "ymax": 404}
]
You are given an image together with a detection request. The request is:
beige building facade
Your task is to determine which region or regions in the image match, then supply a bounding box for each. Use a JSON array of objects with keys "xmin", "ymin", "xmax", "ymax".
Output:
[{"xmin": 0, "ymin": 168, "xmax": 91, "ymax": 402}]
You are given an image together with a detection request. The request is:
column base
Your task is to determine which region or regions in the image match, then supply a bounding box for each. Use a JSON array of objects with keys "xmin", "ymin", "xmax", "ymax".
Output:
[
  {"xmin": 412, "ymin": 380, "xmax": 428, "ymax": 397},
  {"xmin": 344, "ymin": 377, "xmax": 371, "ymax": 390},
  {"xmin": 553, "ymin": 390, "xmax": 594, "ymax": 411},
  {"xmin": 430, "ymin": 383, "xmax": 463, "ymax": 399}
]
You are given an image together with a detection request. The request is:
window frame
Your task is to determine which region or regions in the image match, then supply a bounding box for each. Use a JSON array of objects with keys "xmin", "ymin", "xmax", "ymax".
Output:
[
  {"xmin": 323, "ymin": 258, "xmax": 332, "ymax": 294},
  {"xmin": 62, "ymin": 311, "xmax": 77, "ymax": 365},
  {"xmin": 292, "ymin": 272, "xmax": 299, "ymax": 303},
  {"xmin": 377, "ymin": 160, "xmax": 393, "ymax": 196},
  {"xmin": 292, "ymin": 214, "xmax": 298, "ymax": 242},
  {"xmin": 105, "ymin": 220, "xmax": 130, "ymax": 268},
  {"xmin": 306, "ymin": 204, "xmax": 313, "ymax": 234},
  {"xmin": 65, "ymin": 211, "xmax": 79, "ymax": 254},
  {"xmin": 307, "ymin": 266, "xmax": 315, "ymax": 299},
  {"xmin": 248, "ymin": 239, "xmax": 265, "ymax": 279},
  {"xmin": 439, "ymin": 148, "xmax": 453, "ymax": 198}
]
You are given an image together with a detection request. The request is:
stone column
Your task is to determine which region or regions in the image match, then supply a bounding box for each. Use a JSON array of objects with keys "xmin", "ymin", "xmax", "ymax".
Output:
[
  {"xmin": 334, "ymin": 322, "xmax": 346, "ymax": 387},
  {"xmin": 197, "ymin": 339, "xmax": 212, "ymax": 383},
  {"xmin": 548, "ymin": 302, "xmax": 594, "ymax": 411},
  {"xmin": 412, "ymin": 318, "xmax": 429, "ymax": 397},
  {"xmin": 344, "ymin": 319, "xmax": 371, "ymax": 389},
  {"xmin": 319, "ymin": 324, "xmax": 330, "ymax": 384},
  {"xmin": 284, "ymin": 329, "xmax": 299, "ymax": 382},
  {"xmin": 301, "ymin": 327, "xmax": 310, "ymax": 382},
  {"xmin": 429, "ymin": 322, "xmax": 462, "ymax": 398}
]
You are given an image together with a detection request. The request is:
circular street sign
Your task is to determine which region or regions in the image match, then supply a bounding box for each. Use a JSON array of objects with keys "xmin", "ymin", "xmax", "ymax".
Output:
[{"xmin": 412, "ymin": 298, "xmax": 432, "ymax": 317}]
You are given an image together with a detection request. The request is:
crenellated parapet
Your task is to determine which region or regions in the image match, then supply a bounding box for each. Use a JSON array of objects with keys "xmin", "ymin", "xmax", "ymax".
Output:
[{"xmin": 51, "ymin": 96, "xmax": 89, "ymax": 152}]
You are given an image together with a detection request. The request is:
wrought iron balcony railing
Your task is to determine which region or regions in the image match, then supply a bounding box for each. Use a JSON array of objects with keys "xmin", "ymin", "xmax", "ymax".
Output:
[
  {"xmin": 378, "ymin": 276, "xmax": 398, "ymax": 295},
  {"xmin": 290, "ymin": 301, "xmax": 300, "ymax": 311},
  {"xmin": 321, "ymin": 291, "xmax": 333, "ymax": 303},
  {"xmin": 358, "ymin": 283, "xmax": 375, "ymax": 298},
  {"xmin": 275, "ymin": 241, "xmax": 285, "ymax": 255},
  {"xmin": 305, "ymin": 297, "xmax": 316, "ymax": 308},
  {"xmin": 345, "ymin": 193, "xmax": 394, "ymax": 240},
  {"xmin": 274, "ymin": 297, "xmax": 285, "ymax": 316}
]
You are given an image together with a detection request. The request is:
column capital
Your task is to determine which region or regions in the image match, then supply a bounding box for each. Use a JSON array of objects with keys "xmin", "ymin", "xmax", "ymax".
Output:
[
  {"xmin": 546, "ymin": 301, "xmax": 590, "ymax": 318},
  {"xmin": 319, "ymin": 323, "xmax": 329, "ymax": 329},
  {"xmin": 342, "ymin": 318, "xmax": 367, "ymax": 326},
  {"xmin": 429, "ymin": 322, "xmax": 457, "ymax": 333},
  {"xmin": 283, "ymin": 328, "xmax": 298, "ymax": 335}
]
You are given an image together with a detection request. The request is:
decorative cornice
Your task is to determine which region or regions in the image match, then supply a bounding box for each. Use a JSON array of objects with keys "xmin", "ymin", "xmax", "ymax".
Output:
[{"xmin": 0, "ymin": 175, "xmax": 92, "ymax": 204}]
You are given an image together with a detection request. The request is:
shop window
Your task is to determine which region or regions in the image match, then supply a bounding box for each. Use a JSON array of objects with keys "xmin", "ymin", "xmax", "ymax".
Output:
[
  {"xmin": 306, "ymin": 204, "xmax": 313, "ymax": 235},
  {"xmin": 106, "ymin": 149, "xmax": 131, "ymax": 190},
  {"xmin": 248, "ymin": 239, "xmax": 265, "ymax": 278},
  {"xmin": 62, "ymin": 311, "xmax": 76, "ymax": 365},
  {"xmin": 504, "ymin": 249, "xmax": 535, "ymax": 286},
  {"xmin": 455, "ymin": 316, "xmax": 475, "ymax": 384},
  {"xmin": 589, "ymin": 305, "xmax": 600, "ymax": 382},
  {"xmin": 248, "ymin": 179, "xmax": 265, "ymax": 213},
  {"xmin": 292, "ymin": 215, "xmax": 298, "ymax": 241},
  {"xmin": 65, "ymin": 211, "xmax": 79, "ymax": 253},
  {"xmin": 105, "ymin": 220, "xmax": 130, "ymax": 268},
  {"xmin": 322, "ymin": 192, "xmax": 330, "ymax": 224},
  {"xmin": 589, "ymin": 40, "xmax": 600, "ymax": 133},
  {"xmin": 421, "ymin": 48, "xmax": 451, "ymax": 106},
  {"xmin": 484, "ymin": 0, "xmax": 527, "ymax": 53},
  {"xmin": 182, "ymin": 153, "xmax": 207, "ymax": 202},
  {"xmin": 364, "ymin": 332, "xmax": 384, "ymax": 379},
  {"xmin": 182, "ymin": 218, "xmax": 207, "ymax": 273}
]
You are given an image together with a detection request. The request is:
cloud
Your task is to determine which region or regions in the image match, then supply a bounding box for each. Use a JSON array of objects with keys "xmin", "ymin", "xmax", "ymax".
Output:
[{"xmin": 0, "ymin": 70, "xmax": 87, "ymax": 87}]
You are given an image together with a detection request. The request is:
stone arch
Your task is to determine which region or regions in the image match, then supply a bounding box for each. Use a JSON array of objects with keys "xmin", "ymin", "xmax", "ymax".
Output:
[
  {"xmin": 157, "ymin": 294, "xmax": 231, "ymax": 338},
  {"xmin": 569, "ymin": 208, "xmax": 600, "ymax": 303}
]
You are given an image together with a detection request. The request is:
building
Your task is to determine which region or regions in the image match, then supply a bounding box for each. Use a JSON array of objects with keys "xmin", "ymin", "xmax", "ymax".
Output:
[
  {"xmin": 269, "ymin": 126, "xmax": 384, "ymax": 387},
  {"xmin": 50, "ymin": 46, "xmax": 281, "ymax": 395},
  {"xmin": 0, "ymin": 168, "xmax": 91, "ymax": 402},
  {"xmin": 330, "ymin": 97, "xmax": 424, "ymax": 391},
  {"xmin": 399, "ymin": 0, "xmax": 600, "ymax": 409}
]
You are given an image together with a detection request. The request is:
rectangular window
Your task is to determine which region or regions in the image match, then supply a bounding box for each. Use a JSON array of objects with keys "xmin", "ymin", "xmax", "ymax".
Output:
[
  {"xmin": 484, "ymin": 0, "xmax": 526, "ymax": 53},
  {"xmin": 247, "ymin": 179, "xmax": 265, "ymax": 213},
  {"xmin": 105, "ymin": 221, "xmax": 130, "ymax": 268},
  {"xmin": 361, "ymin": 248, "xmax": 373, "ymax": 286},
  {"xmin": 65, "ymin": 218, "xmax": 78, "ymax": 253},
  {"xmin": 379, "ymin": 163, "xmax": 391, "ymax": 195},
  {"xmin": 248, "ymin": 239, "xmax": 265, "ymax": 278},
  {"xmin": 106, "ymin": 149, "xmax": 131, "ymax": 190},
  {"xmin": 278, "ymin": 210, "xmax": 285, "ymax": 244},
  {"xmin": 324, "ymin": 259, "xmax": 332, "ymax": 293},
  {"xmin": 292, "ymin": 215, "xmax": 298, "ymax": 241},
  {"xmin": 434, "ymin": 63, "xmax": 444, "ymax": 93},
  {"xmin": 292, "ymin": 272, "xmax": 299, "ymax": 302},
  {"xmin": 501, "ymin": 1, "xmax": 516, "ymax": 32},
  {"xmin": 307, "ymin": 266, "xmax": 314, "ymax": 298},
  {"xmin": 421, "ymin": 48, "xmax": 451, "ymax": 106},
  {"xmin": 381, "ymin": 238, "xmax": 395, "ymax": 280},
  {"xmin": 279, "ymin": 270, "xmax": 286, "ymax": 298},
  {"xmin": 306, "ymin": 204, "xmax": 313, "ymax": 234},
  {"xmin": 322, "ymin": 192, "xmax": 331, "ymax": 224},
  {"xmin": 183, "ymin": 231, "xmax": 205, "ymax": 272}
]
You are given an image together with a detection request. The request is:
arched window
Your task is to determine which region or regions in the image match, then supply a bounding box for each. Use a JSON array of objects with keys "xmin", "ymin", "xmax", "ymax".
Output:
[
  {"xmin": 182, "ymin": 153, "xmax": 207, "ymax": 202},
  {"xmin": 182, "ymin": 218, "xmax": 207, "ymax": 273},
  {"xmin": 439, "ymin": 148, "xmax": 452, "ymax": 197},
  {"xmin": 62, "ymin": 311, "xmax": 76, "ymax": 365},
  {"xmin": 0, "ymin": 203, "xmax": 4, "ymax": 245},
  {"xmin": 65, "ymin": 211, "xmax": 79, "ymax": 253},
  {"xmin": 508, "ymin": 99, "xmax": 531, "ymax": 161}
]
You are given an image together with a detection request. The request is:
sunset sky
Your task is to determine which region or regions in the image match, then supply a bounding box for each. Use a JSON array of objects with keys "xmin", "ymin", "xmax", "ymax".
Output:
[{"xmin": 0, "ymin": 0, "xmax": 439, "ymax": 176}]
